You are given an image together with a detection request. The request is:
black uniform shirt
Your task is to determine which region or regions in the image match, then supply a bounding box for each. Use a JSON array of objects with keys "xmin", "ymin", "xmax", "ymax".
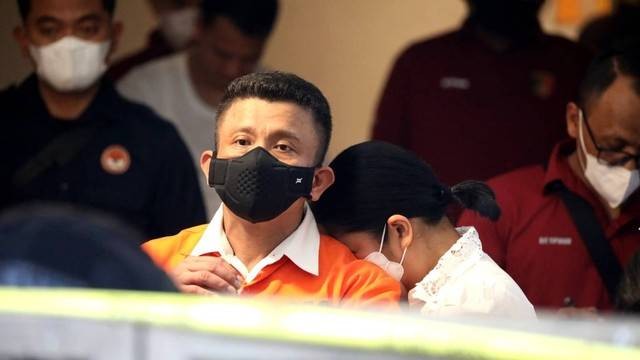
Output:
[{"xmin": 0, "ymin": 75, "xmax": 207, "ymax": 239}]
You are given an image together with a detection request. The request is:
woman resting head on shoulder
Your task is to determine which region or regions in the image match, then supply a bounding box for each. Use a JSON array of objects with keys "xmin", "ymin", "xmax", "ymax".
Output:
[{"xmin": 314, "ymin": 141, "xmax": 536, "ymax": 319}]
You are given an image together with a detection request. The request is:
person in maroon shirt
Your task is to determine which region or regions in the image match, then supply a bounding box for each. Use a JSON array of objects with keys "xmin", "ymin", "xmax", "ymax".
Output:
[
  {"xmin": 579, "ymin": 0, "xmax": 640, "ymax": 55},
  {"xmin": 108, "ymin": 0, "xmax": 200, "ymax": 81},
  {"xmin": 372, "ymin": 0, "xmax": 591, "ymax": 186},
  {"xmin": 458, "ymin": 47, "xmax": 640, "ymax": 311}
]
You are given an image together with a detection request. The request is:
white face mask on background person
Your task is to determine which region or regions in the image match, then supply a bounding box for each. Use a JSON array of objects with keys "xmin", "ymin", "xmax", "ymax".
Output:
[
  {"xmin": 578, "ymin": 110, "xmax": 640, "ymax": 208},
  {"xmin": 364, "ymin": 224, "xmax": 407, "ymax": 281},
  {"xmin": 29, "ymin": 36, "xmax": 111, "ymax": 92},
  {"xmin": 159, "ymin": 6, "xmax": 198, "ymax": 49}
]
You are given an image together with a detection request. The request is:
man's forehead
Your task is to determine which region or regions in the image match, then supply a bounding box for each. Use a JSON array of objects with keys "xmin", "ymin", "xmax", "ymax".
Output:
[
  {"xmin": 221, "ymin": 98, "xmax": 311, "ymax": 123},
  {"xmin": 590, "ymin": 76, "xmax": 640, "ymax": 137},
  {"xmin": 589, "ymin": 76, "xmax": 634, "ymax": 110},
  {"xmin": 27, "ymin": 0, "xmax": 109, "ymax": 22},
  {"xmin": 218, "ymin": 98, "xmax": 319, "ymax": 142}
]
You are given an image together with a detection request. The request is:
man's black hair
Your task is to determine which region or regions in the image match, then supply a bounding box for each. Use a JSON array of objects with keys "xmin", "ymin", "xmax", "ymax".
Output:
[
  {"xmin": 17, "ymin": 0, "xmax": 117, "ymax": 20},
  {"xmin": 313, "ymin": 141, "xmax": 500, "ymax": 238},
  {"xmin": 216, "ymin": 71, "xmax": 332, "ymax": 165},
  {"xmin": 579, "ymin": 41, "xmax": 640, "ymax": 110},
  {"xmin": 616, "ymin": 250, "xmax": 640, "ymax": 313},
  {"xmin": 200, "ymin": 0, "xmax": 279, "ymax": 38},
  {"xmin": 0, "ymin": 203, "xmax": 176, "ymax": 291}
]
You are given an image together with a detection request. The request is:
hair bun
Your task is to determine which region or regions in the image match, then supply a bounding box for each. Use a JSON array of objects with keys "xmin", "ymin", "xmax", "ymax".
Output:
[{"xmin": 451, "ymin": 180, "xmax": 501, "ymax": 221}]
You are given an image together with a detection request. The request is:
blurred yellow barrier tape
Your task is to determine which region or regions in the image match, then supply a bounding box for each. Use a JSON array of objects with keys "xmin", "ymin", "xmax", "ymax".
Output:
[{"xmin": 0, "ymin": 287, "xmax": 638, "ymax": 359}]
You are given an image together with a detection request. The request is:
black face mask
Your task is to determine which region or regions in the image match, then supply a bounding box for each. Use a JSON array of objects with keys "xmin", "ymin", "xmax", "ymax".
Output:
[{"xmin": 208, "ymin": 147, "xmax": 315, "ymax": 223}]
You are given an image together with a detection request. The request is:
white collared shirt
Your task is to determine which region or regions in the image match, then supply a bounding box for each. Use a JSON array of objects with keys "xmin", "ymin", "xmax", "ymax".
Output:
[
  {"xmin": 408, "ymin": 227, "xmax": 536, "ymax": 319},
  {"xmin": 190, "ymin": 204, "xmax": 320, "ymax": 283}
]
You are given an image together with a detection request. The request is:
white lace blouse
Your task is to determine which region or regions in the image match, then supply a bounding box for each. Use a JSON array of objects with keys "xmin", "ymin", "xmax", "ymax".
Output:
[{"xmin": 408, "ymin": 227, "xmax": 536, "ymax": 319}]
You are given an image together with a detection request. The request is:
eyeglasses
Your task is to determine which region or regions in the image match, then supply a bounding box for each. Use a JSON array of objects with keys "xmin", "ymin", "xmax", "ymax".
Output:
[{"xmin": 582, "ymin": 112, "xmax": 640, "ymax": 168}]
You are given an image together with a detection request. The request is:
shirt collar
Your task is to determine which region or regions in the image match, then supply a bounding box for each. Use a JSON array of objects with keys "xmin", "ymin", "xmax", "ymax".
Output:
[
  {"xmin": 21, "ymin": 73, "xmax": 120, "ymax": 125},
  {"xmin": 191, "ymin": 203, "xmax": 320, "ymax": 278},
  {"xmin": 542, "ymin": 140, "xmax": 583, "ymax": 194},
  {"xmin": 409, "ymin": 227, "xmax": 484, "ymax": 305},
  {"xmin": 542, "ymin": 140, "xmax": 640, "ymax": 217}
]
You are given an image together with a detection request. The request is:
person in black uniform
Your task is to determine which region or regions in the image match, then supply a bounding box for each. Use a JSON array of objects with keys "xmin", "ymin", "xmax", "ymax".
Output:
[{"xmin": 0, "ymin": 0, "xmax": 207, "ymax": 240}]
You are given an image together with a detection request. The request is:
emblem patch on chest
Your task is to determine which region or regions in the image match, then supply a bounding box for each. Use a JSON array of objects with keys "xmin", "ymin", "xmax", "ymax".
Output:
[
  {"xmin": 538, "ymin": 236, "xmax": 572, "ymax": 246},
  {"xmin": 100, "ymin": 144, "xmax": 131, "ymax": 175},
  {"xmin": 440, "ymin": 76, "xmax": 470, "ymax": 90},
  {"xmin": 530, "ymin": 70, "xmax": 556, "ymax": 99}
]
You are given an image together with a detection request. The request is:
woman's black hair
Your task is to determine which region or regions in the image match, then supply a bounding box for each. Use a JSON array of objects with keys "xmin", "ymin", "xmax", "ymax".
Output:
[{"xmin": 313, "ymin": 141, "xmax": 500, "ymax": 236}]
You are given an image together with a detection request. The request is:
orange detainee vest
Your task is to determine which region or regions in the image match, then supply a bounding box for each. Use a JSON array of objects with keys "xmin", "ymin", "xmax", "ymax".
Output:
[{"xmin": 143, "ymin": 225, "xmax": 401, "ymax": 307}]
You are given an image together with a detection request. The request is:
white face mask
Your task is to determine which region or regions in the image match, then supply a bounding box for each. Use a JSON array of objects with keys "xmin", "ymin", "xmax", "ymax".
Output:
[
  {"xmin": 578, "ymin": 110, "xmax": 640, "ymax": 208},
  {"xmin": 159, "ymin": 7, "xmax": 198, "ymax": 49},
  {"xmin": 364, "ymin": 224, "xmax": 407, "ymax": 281},
  {"xmin": 29, "ymin": 36, "xmax": 111, "ymax": 92}
]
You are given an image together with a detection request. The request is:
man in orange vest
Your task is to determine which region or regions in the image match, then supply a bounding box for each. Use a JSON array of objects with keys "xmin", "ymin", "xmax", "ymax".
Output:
[{"xmin": 143, "ymin": 72, "xmax": 401, "ymax": 307}]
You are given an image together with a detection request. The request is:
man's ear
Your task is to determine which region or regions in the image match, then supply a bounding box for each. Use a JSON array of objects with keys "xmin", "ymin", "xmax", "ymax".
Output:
[
  {"xmin": 309, "ymin": 166, "xmax": 335, "ymax": 201},
  {"xmin": 387, "ymin": 214, "xmax": 413, "ymax": 253},
  {"xmin": 13, "ymin": 26, "xmax": 31, "ymax": 60},
  {"xmin": 106, "ymin": 21, "xmax": 124, "ymax": 63},
  {"xmin": 566, "ymin": 102, "xmax": 581, "ymax": 140},
  {"xmin": 200, "ymin": 150, "xmax": 214, "ymax": 183}
]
